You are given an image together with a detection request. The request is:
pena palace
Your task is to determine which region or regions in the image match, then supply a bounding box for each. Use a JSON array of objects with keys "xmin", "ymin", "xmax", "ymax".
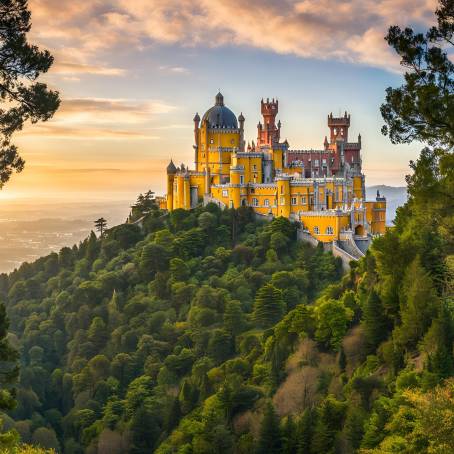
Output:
[{"xmin": 160, "ymin": 92, "xmax": 386, "ymax": 256}]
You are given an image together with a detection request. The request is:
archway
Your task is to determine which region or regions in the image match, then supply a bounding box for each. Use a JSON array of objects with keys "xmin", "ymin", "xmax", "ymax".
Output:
[{"xmin": 355, "ymin": 224, "xmax": 365, "ymax": 236}]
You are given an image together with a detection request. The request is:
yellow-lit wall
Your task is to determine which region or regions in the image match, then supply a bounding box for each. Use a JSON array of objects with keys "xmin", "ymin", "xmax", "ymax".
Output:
[
  {"xmin": 236, "ymin": 155, "xmax": 263, "ymax": 184},
  {"xmin": 365, "ymin": 200, "xmax": 386, "ymax": 235},
  {"xmin": 353, "ymin": 175, "xmax": 363, "ymax": 200},
  {"xmin": 196, "ymin": 122, "xmax": 240, "ymax": 179},
  {"xmin": 300, "ymin": 213, "xmax": 350, "ymax": 242}
]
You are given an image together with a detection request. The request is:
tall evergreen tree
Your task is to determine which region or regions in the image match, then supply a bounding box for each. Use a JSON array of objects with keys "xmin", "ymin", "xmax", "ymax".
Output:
[
  {"xmin": 256, "ymin": 402, "xmax": 283, "ymax": 454},
  {"xmin": 398, "ymin": 258, "xmax": 439, "ymax": 348},
  {"xmin": 94, "ymin": 218, "xmax": 107, "ymax": 237},
  {"xmin": 297, "ymin": 408, "xmax": 315, "ymax": 454},
  {"xmin": 0, "ymin": 303, "xmax": 18, "ymax": 411},
  {"xmin": 362, "ymin": 289, "xmax": 389, "ymax": 350},
  {"xmin": 253, "ymin": 284, "xmax": 285, "ymax": 328},
  {"xmin": 0, "ymin": 0, "xmax": 60, "ymax": 186}
]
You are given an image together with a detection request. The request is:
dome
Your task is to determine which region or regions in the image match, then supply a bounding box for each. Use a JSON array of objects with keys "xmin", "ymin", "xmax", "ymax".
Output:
[
  {"xmin": 202, "ymin": 92, "xmax": 238, "ymax": 129},
  {"xmin": 167, "ymin": 159, "xmax": 177, "ymax": 175}
]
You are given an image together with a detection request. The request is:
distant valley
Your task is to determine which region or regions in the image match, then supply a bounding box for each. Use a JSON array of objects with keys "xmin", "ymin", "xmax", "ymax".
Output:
[
  {"xmin": 0, "ymin": 200, "xmax": 131, "ymax": 273},
  {"xmin": 0, "ymin": 187, "xmax": 407, "ymax": 274}
]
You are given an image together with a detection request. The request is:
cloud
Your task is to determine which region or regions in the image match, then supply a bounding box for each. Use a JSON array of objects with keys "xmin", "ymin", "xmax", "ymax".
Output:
[
  {"xmin": 159, "ymin": 65, "xmax": 190, "ymax": 74},
  {"xmin": 20, "ymin": 125, "xmax": 159, "ymax": 140},
  {"xmin": 28, "ymin": 0, "xmax": 439, "ymax": 75},
  {"xmin": 52, "ymin": 61, "xmax": 126, "ymax": 76},
  {"xmin": 18, "ymin": 97, "xmax": 177, "ymax": 140}
]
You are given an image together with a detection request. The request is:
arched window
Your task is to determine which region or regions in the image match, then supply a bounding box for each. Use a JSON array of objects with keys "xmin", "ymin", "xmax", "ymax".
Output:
[
  {"xmin": 252, "ymin": 198, "xmax": 258, "ymax": 207},
  {"xmin": 326, "ymin": 226, "xmax": 333, "ymax": 235},
  {"xmin": 314, "ymin": 226, "xmax": 320, "ymax": 234},
  {"xmin": 264, "ymin": 199, "xmax": 270, "ymax": 207}
]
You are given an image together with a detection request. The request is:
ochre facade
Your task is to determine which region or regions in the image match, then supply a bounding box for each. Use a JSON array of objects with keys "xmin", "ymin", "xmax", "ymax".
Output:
[{"xmin": 163, "ymin": 93, "xmax": 386, "ymax": 242}]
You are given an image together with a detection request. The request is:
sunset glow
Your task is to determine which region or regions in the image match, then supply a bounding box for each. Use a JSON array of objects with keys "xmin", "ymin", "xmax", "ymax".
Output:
[{"xmin": 2, "ymin": 0, "xmax": 438, "ymax": 202}]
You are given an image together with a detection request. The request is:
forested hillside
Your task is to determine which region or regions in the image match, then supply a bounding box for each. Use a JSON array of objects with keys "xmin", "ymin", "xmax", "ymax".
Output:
[
  {"xmin": 0, "ymin": 203, "xmax": 345, "ymax": 452},
  {"xmin": 0, "ymin": 155, "xmax": 452, "ymax": 453},
  {"xmin": 0, "ymin": 1, "xmax": 452, "ymax": 453}
]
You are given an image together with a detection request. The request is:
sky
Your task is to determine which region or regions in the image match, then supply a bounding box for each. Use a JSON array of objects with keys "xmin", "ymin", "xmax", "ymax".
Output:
[{"xmin": 0, "ymin": 0, "xmax": 439, "ymax": 203}]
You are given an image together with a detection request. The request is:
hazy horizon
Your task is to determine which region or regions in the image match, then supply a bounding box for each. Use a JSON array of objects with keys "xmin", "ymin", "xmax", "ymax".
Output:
[{"xmin": 0, "ymin": 0, "xmax": 437, "ymax": 204}]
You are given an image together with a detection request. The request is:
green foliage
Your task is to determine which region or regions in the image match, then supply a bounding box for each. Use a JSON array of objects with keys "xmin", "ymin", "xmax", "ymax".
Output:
[
  {"xmin": 381, "ymin": 0, "xmax": 453, "ymax": 150},
  {"xmin": 253, "ymin": 284, "xmax": 285, "ymax": 328},
  {"xmin": 314, "ymin": 298, "xmax": 353, "ymax": 350},
  {"xmin": 362, "ymin": 290, "xmax": 389, "ymax": 350},
  {"xmin": 4, "ymin": 14, "xmax": 453, "ymax": 443},
  {"xmin": 255, "ymin": 402, "xmax": 282, "ymax": 454},
  {"xmin": 0, "ymin": 0, "xmax": 60, "ymax": 187},
  {"xmin": 1, "ymin": 203, "xmax": 342, "ymax": 452}
]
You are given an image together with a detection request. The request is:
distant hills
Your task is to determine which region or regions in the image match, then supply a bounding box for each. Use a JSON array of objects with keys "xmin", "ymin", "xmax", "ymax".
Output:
[{"xmin": 366, "ymin": 185, "xmax": 407, "ymax": 224}]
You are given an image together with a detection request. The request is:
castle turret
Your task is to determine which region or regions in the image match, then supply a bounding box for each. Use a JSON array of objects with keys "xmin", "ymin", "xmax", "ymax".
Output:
[
  {"xmin": 328, "ymin": 111, "xmax": 350, "ymax": 143},
  {"xmin": 166, "ymin": 159, "xmax": 177, "ymax": 211},
  {"xmin": 257, "ymin": 98, "xmax": 280, "ymax": 146},
  {"xmin": 193, "ymin": 112, "xmax": 200, "ymax": 166},
  {"xmin": 238, "ymin": 112, "xmax": 245, "ymax": 152}
]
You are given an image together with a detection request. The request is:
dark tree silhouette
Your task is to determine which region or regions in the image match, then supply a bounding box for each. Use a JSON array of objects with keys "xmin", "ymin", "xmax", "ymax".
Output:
[
  {"xmin": 381, "ymin": 0, "xmax": 453, "ymax": 150},
  {"xmin": 94, "ymin": 218, "xmax": 107, "ymax": 237},
  {"xmin": 0, "ymin": 0, "xmax": 60, "ymax": 187}
]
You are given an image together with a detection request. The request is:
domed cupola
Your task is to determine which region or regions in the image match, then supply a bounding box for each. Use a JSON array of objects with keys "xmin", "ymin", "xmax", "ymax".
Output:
[{"xmin": 202, "ymin": 92, "xmax": 238, "ymax": 129}]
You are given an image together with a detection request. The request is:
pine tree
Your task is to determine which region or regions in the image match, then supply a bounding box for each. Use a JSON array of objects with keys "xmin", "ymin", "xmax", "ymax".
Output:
[
  {"xmin": 0, "ymin": 303, "xmax": 18, "ymax": 411},
  {"xmin": 297, "ymin": 408, "xmax": 315, "ymax": 454},
  {"xmin": 311, "ymin": 397, "xmax": 346, "ymax": 454},
  {"xmin": 85, "ymin": 231, "xmax": 99, "ymax": 262},
  {"xmin": 0, "ymin": 0, "xmax": 60, "ymax": 187},
  {"xmin": 399, "ymin": 258, "xmax": 439, "ymax": 348},
  {"xmin": 281, "ymin": 415, "xmax": 298, "ymax": 454},
  {"xmin": 94, "ymin": 217, "xmax": 107, "ymax": 237},
  {"xmin": 253, "ymin": 284, "xmax": 285, "ymax": 328},
  {"xmin": 255, "ymin": 402, "xmax": 283, "ymax": 454},
  {"xmin": 362, "ymin": 289, "xmax": 389, "ymax": 350},
  {"xmin": 223, "ymin": 300, "xmax": 245, "ymax": 336}
]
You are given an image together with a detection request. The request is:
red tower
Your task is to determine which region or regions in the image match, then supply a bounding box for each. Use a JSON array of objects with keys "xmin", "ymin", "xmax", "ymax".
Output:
[
  {"xmin": 327, "ymin": 111, "xmax": 350, "ymax": 143},
  {"xmin": 257, "ymin": 98, "xmax": 280, "ymax": 146}
]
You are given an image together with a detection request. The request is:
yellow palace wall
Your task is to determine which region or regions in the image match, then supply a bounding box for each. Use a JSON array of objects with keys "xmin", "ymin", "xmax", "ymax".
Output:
[
  {"xmin": 365, "ymin": 201, "xmax": 386, "ymax": 235},
  {"xmin": 299, "ymin": 213, "xmax": 351, "ymax": 242}
]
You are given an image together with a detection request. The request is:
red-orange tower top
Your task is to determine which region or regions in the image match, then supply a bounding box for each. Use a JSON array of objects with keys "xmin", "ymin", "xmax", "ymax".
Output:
[
  {"xmin": 257, "ymin": 98, "xmax": 280, "ymax": 146},
  {"xmin": 328, "ymin": 111, "xmax": 350, "ymax": 143}
]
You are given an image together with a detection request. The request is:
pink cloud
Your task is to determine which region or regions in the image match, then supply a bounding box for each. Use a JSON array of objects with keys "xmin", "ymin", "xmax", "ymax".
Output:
[{"xmin": 28, "ymin": 0, "xmax": 439, "ymax": 74}]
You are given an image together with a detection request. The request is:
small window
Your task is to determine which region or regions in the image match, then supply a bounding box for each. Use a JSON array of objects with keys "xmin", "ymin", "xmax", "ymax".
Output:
[
  {"xmin": 322, "ymin": 159, "xmax": 327, "ymax": 165},
  {"xmin": 291, "ymin": 197, "xmax": 297, "ymax": 205},
  {"xmin": 240, "ymin": 175, "xmax": 244, "ymax": 184},
  {"xmin": 210, "ymin": 138, "xmax": 214, "ymax": 144},
  {"xmin": 252, "ymin": 164, "xmax": 257, "ymax": 171},
  {"xmin": 315, "ymin": 159, "xmax": 319, "ymax": 167},
  {"xmin": 230, "ymin": 139, "xmax": 235, "ymax": 144},
  {"xmin": 326, "ymin": 226, "xmax": 333, "ymax": 235},
  {"xmin": 280, "ymin": 196, "xmax": 285, "ymax": 205},
  {"xmin": 252, "ymin": 198, "xmax": 258, "ymax": 207},
  {"xmin": 314, "ymin": 226, "xmax": 320, "ymax": 234},
  {"xmin": 264, "ymin": 199, "xmax": 270, "ymax": 207},
  {"xmin": 301, "ymin": 196, "xmax": 307, "ymax": 204},
  {"xmin": 222, "ymin": 190, "xmax": 228, "ymax": 197}
]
